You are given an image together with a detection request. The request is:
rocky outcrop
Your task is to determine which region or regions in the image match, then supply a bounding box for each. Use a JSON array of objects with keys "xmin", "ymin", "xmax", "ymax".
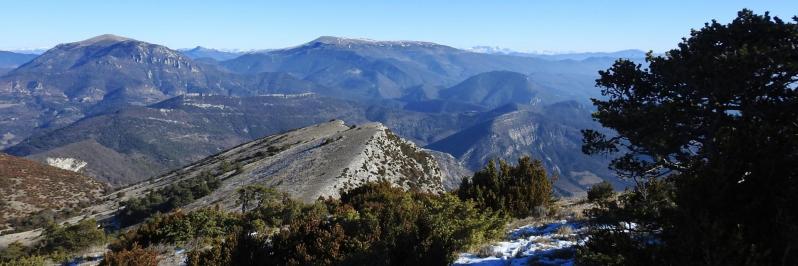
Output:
[{"xmin": 114, "ymin": 120, "xmax": 465, "ymax": 211}]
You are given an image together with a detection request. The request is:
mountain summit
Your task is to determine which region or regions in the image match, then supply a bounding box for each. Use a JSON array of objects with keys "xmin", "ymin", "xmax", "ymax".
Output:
[
  {"xmin": 73, "ymin": 34, "xmax": 134, "ymax": 46},
  {"xmin": 307, "ymin": 36, "xmax": 445, "ymax": 48},
  {"xmin": 0, "ymin": 34, "xmax": 265, "ymax": 148}
]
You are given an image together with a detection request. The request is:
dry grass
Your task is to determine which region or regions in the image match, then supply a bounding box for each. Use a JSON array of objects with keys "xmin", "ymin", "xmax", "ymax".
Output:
[
  {"xmin": 505, "ymin": 197, "xmax": 591, "ymax": 231},
  {"xmin": 555, "ymin": 225, "xmax": 574, "ymax": 236},
  {"xmin": 551, "ymin": 197, "xmax": 591, "ymax": 222},
  {"xmin": 533, "ymin": 237, "xmax": 555, "ymax": 245},
  {"xmin": 0, "ymin": 154, "xmax": 106, "ymax": 229},
  {"xmin": 475, "ymin": 245, "xmax": 503, "ymax": 258}
]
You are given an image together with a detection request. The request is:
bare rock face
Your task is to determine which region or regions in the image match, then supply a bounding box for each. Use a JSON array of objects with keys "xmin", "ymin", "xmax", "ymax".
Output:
[
  {"xmin": 426, "ymin": 150, "xmax": 473, "ymax": 190},
  {"xmin": 120, "ymin": 120, "xmax": 463, "ymax": 210},
  {"xmin": 427, "ymin": 102, "xmax": 625, "ymax": 196}
]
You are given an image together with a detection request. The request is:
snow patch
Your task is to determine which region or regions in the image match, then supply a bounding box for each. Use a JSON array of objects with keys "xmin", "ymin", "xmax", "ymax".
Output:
[
  {"xmin": 45, "ymin": 157, "xmax": 88, "ymax": 172},
  {"xmin": 454, "ymin": 220, "xmax": 585, "ymax": 266},
  {"xmin": 346, "ymin": 68, "xmax": 362, "ymax": 75},
  {"xmin": 262, "ymin": 93, "xmax": 315, "ymax": 98},
  {"xmin": 1, "ymin": 132, "xmax": 16, "ymax": 146},
  {"xmin": 146, "ymin": 117, "xmax": 191, "ymax": 126},
  {"xmin": 183, "ymin": 102, "xmax": 228, "ymax": 110}
]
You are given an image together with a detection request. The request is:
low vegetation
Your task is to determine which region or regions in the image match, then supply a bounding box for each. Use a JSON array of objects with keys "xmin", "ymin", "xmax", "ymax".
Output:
[
  {"xmin": 0, "ymin": 219, "xmax": 106, "ymax": 265},
  {"xmin": 0, "ymin": 154, "xmax": 106, "ymax": 234},
  {"xmin": 99, "ymin": 155, "xmax": 558, "ymax": 265},
  {"xmin": 0, "ymin": 152, "xmax": 557, "ymax": 265},
  {"xmin": 100, "ymin": 244, "xmax": 158, "ymax": 266},
  {"xmin": 457, "ymin": 156, "xmax": 555, "ymax": 218},
  {"xmin": 40, "ymin": 219, "xmax": 106, "ymax": 255},
  {"xmin": 117, "ymin": 172, "xmax": 221, "ymax": 226},
  {"xmin": 585, "ymin": 181, "xmax": 614, "ymax": 205},
  {"xmin": 107, "ymin": 181, "xmax": 508, "ymax": 265}
]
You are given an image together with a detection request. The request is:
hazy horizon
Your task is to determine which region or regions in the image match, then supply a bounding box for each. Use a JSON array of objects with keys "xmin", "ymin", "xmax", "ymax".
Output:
[
  {"xmin": 2, "ymin": 34, "xmax": 656, "ymax": 55},
  {"xmin": 2, "ymin": 0, "xmax": 796, "ymax": 53}
]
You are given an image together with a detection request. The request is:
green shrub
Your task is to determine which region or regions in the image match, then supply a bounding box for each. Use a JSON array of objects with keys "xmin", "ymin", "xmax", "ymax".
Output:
[
  {"xmin": 112, "ymin": 208, "xmax": 239, "ymax": 250},
  {"xmin": 458, "ymin": 157, "xmax": 554, "ymax": 218},
  {"xmin": 0, "ymin": 255, "xmax": 46, "ymax": 266},
  {"xmin": 236, "ymin": 185, "xmax": 282, "ymax": 213},
  {"xmin": 40, "ymin": 219, "xmax": 105, "ymax": 254},
  {"xmin": 0, "ymin": 242, "xmax": 28, "ymax": 262},
  {"xmin": 7, "ymin": 210, "xmax": 59, "ymax": 232},
  {"xmin": 586, "ymin": 181, "xmax": 614, "ymax": 205},
  {"xmin": 117, "ymin": 173, "xmax": 221, "ymax": 226},
  {"xmin": 188, "ymin": 181, "xmax": 506, "ymax": 266}
]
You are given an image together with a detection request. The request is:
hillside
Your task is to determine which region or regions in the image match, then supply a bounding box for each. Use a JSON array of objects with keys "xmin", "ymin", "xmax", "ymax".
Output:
[
  {"xmin": 1, "ymin": 34, "xmax": 626, "ymax": 193},
  {"xmin": 0, "ymin": 34, "xmax": 225, "ymax": 149},
  {"xmin": 438, "ymin": 71, "xmax": 598, "ymax": 108},
  {"xmin": 85, "ymin": 120, "xmax": 465, "ymax": 214},
  {"xmin": 0, "ymin": 51, "xmax": 37, "ymax": 69},
  {"xmin": 5, "ymin": 93, "xmax": 494, "ymax": 186},
  {"xmin": 427, "ymin": 102, "xmax": 624, "ymax": 195},
  {"xmin": 140, "ymin": 120, "xmax": 459, "ymax": 205},
  {"xmin": 222, "ymin": 36, "xmax": 615, "ymax": 100},
  {"xmin": 0, "ymin": 153, "xmax": 106, "ymax": 232},
  {"xmin": 6, "ymin": 94, "xmax": 371, "ymax": 185},
  {"xmin": 0, "ymin": 120, "xmax": 468, "ymax": 249},
  {"xmin": 0, "ymin": 35, "xmax": 327, "ymax": 149}
]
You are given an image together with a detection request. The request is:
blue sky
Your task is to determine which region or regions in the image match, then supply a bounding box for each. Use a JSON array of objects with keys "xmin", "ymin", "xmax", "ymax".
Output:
[{"xmin": 1, "ymin": 1, "xmax": 796, "ymax": 52}]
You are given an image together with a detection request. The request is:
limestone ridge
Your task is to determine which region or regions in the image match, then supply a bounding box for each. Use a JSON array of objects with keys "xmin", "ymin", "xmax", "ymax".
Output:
[{"xmin": 119, "ymin": 120, "xmax": 461, "ymax": 209}]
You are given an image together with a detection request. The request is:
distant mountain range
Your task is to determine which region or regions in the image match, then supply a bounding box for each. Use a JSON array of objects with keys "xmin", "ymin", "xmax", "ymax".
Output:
[
  {"xmin": 1, "ymin": 34, "xmax": 632, "ymax": 195},
  {"xmin": 0, "ymin": 51, "xmax": 37, "ymax": 69},
  {"xmin": 177, "ymin": 46, "xmax": 250, "ymax": 61},
  {"xmin": 0, "ymin": 35, "xmax": 337, "ymax": 149},
  {"xmin": 220, "ymin": 36, "xmax": 616, "ymax": 100},
  {"xmin": 469, "ymin": 46, "xmax": 647, "ymax": 61}
]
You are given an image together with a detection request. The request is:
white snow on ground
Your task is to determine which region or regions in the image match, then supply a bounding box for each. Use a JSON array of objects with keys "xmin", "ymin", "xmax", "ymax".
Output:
[
  {"xmin": 45, "ymin": 157, "xmax": 88, "ymax": 172},
  {"xmin": 146, "ymin": 117, "xmax": 191, "ymax": 126},
  {"xmin": 262, "ymin": 92, "xmax": 315, "ymax": 98},
  {"xmin": 183, "ymin": 102, "xmax": 228, "ymax": 109},
  {"xmin": 1, "ymin": 132, "xmax": 16, "ymax": 146},
  {"xmin": 454, "ymin": 220, "xmax": 585, "ymax": 266}
]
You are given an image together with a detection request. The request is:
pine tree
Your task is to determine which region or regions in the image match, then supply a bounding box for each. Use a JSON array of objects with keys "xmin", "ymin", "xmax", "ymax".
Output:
[
  {"xmin": 580, "ymin": 9, "xmax": 798, "ymax": 264},
  {"xmin": 458, "ymin": 157, "xmax": 554, "ymax": 218}
]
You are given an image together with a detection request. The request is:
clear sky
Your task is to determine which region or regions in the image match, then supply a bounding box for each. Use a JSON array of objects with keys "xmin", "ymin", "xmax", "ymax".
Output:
[{"xmin": 1, "ymin": 0, "xmax": 796, "ymax": 53}]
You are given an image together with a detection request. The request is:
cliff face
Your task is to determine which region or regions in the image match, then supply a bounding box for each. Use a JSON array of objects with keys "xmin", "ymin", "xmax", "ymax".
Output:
[{"xmin": 428, "ymin": 105, "xmax": 621, "ymax": 196}]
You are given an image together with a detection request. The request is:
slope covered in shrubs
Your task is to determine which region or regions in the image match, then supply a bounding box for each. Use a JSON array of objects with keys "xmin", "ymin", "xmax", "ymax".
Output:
[{"xmin": 110, "ymin": 181, "xmax": 507, "ymax": 265}]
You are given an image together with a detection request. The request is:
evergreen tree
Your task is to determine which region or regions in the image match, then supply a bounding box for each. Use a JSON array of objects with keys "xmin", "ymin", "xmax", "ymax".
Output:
[
  {"xmin": 236, "ymin": 185, "xmax": 278, "ymax": 213},
  {"xmin": 458, "ymin": 156, "xmax": 554, "ymax": 218},
  {"xmin": 580, "ymin": 9, "xmax": 798, "ymax": 265}
]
